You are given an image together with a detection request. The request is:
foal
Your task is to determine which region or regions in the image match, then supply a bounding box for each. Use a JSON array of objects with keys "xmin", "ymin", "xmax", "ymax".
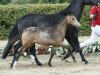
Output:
[{"xmin": 11, "ymin": 14, "xmax": 80, "ymax": 68}]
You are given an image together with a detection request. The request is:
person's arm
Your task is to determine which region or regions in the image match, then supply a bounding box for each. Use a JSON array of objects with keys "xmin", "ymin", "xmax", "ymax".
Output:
[{"xmin": 90, "ymin": 6, "xmax": 96, "ymax": 19}]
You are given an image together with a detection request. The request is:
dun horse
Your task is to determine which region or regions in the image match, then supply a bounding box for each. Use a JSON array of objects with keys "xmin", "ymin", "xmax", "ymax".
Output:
[{"xmin": 11, "ymin": 14, "xmax": 80, "ymax": 68}]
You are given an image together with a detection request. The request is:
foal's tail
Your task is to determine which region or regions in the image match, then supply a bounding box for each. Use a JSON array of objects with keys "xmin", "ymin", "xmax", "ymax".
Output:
[{"xmin": 2, "ymin": 23, "xmax": 22, "ymax": 59}]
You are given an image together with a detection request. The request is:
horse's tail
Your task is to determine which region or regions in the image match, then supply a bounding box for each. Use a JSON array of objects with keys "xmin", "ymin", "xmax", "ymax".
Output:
[{"xmin": 2, "ymin": 22, "xmax": 21, "ymax": 59}]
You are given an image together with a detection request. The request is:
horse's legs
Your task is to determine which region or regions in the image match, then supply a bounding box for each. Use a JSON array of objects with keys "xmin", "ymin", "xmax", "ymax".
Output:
[
  {"xmin": 29, "ymin": 44, "xmax": 42, "ymax": 66},
  {"xmin": 62, "ymin": 47, "xmax": 76, "ymax": 62},
  {"xmin": 68, "ymin": 48, "xmax": 76, "ymax": 62},
  {"xmin": 70, "ymin": 53, "xmax": 76, "ymax": 62},
  {"xmin": 64, "ymin": 27, "xmax": 88, "ymax": 64},
  {"xmin": 10, "ymin": 41, "xmax": 22, "ymax": 68},
  {"xmin": 48, "ymin": 48, "xmax": 55, "ymax": 67},
  {"xmin": 65, "ymin": 38, "xmax": 88, "ymax": 64},
  {"xmin": 62, "ymin": 48, "xmax": 74, "ymax": 60}
]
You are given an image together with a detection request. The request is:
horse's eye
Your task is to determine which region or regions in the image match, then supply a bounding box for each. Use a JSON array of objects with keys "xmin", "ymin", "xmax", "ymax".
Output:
[{"xmin": 72, "ymin": 18, "xmax": 74, "ymax": 20}]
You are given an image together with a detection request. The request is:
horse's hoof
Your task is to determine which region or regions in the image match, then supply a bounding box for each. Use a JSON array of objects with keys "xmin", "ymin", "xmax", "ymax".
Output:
[
  {"xmin": 10, "ymin": 63, "xmax": 13, "ymax": 68},
  {"xmin": 65, "ymin": 60, "xmax": 69, "ymax": 62},
  {"xmin": 37, "ymin": 63, "xmax": 42, "ymax": 66},
  {"xmin": 82, "ymin": 60, "xmax": 89, "ymax": 64},
  {"xmin": 61, "ymin": 57, "xmax": 65, "ymax": 61},
  {"xmin": 49, "ymin": 65, "xmax": 52, "ymax": 67},
  {"xmin": 49, "ymin": 64, "xmax": 52, "ymax": 67},
  {"xmin": 73, "ymin": 60, "xmax": 76, "ymax": 63},
  {"xmin": 85, "ymin": 61, "xmax": 89, "ymax": 64},
  {"xmin": 48, "ymin": 63, "xmax": 52, "ymax": 67}
]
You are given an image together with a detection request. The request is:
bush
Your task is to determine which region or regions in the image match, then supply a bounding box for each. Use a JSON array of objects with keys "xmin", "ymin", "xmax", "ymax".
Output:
[
  {"xmin": 0, "ymin": 4, "xmax": 91, "ymax": 40},
  {"xmin": 11, "ymin": 0, "xmax": 38, "ymax": 4},
  {"xmin": 0, "ymin": 0, "xmax": 11, "ymax": 5},
  {"xmin": 79, "ymin": 6, "xmax": 91, "ymax": 36},
  {"xmin": 10, "ymin": 0, "xmax": 73, "ymax": 4}
]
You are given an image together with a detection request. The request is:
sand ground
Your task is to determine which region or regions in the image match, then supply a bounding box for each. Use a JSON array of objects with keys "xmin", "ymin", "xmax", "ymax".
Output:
[
  {"xmin": 0, "ymin": 53, "xmax": 100, "ymax": 75},
  {"xmin": 0, "ymin": 36, "xmax": 100, "ymax": 75}
]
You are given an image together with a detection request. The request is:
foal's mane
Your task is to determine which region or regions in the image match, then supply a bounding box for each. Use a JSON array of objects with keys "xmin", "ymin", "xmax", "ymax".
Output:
[{"xmin": 55, "ymin": 16, "xmax": 66, "ymax": 26}]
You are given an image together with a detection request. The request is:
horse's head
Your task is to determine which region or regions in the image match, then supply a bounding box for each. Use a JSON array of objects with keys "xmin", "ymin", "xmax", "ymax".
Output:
[
  {"xmin": 83, "ymin": 0, "xmax": 100, "ymax": 5},
  {"xmin": 66, "ymin": 14, "xmax": 81, "ymax": 28}
]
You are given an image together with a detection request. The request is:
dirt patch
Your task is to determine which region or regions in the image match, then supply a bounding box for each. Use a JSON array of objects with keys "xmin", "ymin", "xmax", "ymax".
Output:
[{"xmin": 0, "ymin": 53, "xmax": 100, "ymax": 75}]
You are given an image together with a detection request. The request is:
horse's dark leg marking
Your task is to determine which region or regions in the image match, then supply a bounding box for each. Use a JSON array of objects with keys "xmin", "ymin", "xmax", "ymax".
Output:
[
  {"xmin": 29, "ymin": 45, "xmax": 42, "ymax": 66},
  {"xmin": 68, "ymin": 49, "xmax": 76, "ymax": 62},
  {"xmin": 70, "ymin": 53, "xmax": 76, "ymax": 62},
  {"xmin": 64, "ymin": 27, "xmax": 89, "ymax": 64},
  {"xmin": 62, "ymin": 47, "xmax": 76, "ymax": 62},
  {"xmin": 78, "ymin": 48, "xmax": 89, "ymax": 64},
  {"xmin": 10, "ymin": 49, "xmax": 18, "ymax": 68},
  {"xmin": 48, "ymin": 48, "xmax": 56, "ymax": 67},
  {"xmin": 2, "ymin": 41, "xmax": 13, "ymax": 59},
  {"xmin": 10, "ymin": 41, "xmax": 22, "ymax": 68},
  {"xmin": 62, "ymin": 48, "xmax": 74, "ymax": 61}
]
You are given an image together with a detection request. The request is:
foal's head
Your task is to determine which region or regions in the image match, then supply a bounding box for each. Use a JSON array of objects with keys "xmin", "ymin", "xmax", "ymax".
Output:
[{"xmin": 66, "ymin": 14, "xmax": 81, "ymax": 28}]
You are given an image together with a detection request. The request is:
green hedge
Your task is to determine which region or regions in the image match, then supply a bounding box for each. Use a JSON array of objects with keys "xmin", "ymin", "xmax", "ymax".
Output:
[
  {"xmin": 80, "ymin": 6, "xmax": 91, "ymax": 36},
  {"xmin": 0, "ymin": 4, "xmax": 91, "ymax": 40}
]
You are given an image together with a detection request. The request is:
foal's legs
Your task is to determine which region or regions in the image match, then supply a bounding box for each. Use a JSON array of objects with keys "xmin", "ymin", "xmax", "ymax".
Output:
[
  {"xmin": 64, "ymin": 26, "xmax": 88, "ymax": 64},
  {"xmin": 48, "ymin": 47, "xmax": 56, "ymax": 67},
  {"xmin": 11, "ymin": 42, "xmax": 42, "ymax": 68},
  {"xmin": 10, "ymin": 40, "xmax": 22, "ymax": 68},
  {"xmin": 29, "ymin": 44, "xmax": 42, "ymax": 66}
]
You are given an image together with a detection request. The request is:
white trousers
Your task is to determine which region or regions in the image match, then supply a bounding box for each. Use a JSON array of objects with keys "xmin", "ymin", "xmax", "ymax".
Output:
[{"xmin": 80, "ymin": 25, "xmax": 100, "ymax": 48}]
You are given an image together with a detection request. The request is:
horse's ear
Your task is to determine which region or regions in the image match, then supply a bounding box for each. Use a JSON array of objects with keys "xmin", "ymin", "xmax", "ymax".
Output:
[{"xmin": 68, "ymin": 12, "xmax": 74, "ymax": 15}]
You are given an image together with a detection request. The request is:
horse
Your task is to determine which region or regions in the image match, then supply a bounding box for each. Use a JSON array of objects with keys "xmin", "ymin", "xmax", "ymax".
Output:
[
  {"xmin": 10, "ymin": 14, "xmax": 80, "ymax": 68},
  {"xmin": 2, "ymin": 0, "xmax": 100, "ymax": 66}
]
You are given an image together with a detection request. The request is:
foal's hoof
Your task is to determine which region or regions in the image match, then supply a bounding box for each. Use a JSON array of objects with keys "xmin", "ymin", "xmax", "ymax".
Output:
[
  {"xmin": 10, "ymin": 63, "xmax": 13, "ymax": 68},
  {"xmin": 61, "ymin": 57, "xmax": 66, "ymax": 61},
  {"xmin": 48, "ymin": 63, "xmax": 52, "ymax": 67},
  {"xmin": 73, "ymin": 60, "xmax": 76, "ymax": 63}
]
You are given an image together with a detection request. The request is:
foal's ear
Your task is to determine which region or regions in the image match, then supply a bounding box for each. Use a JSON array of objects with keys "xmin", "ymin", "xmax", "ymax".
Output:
[{"xmin": 68, "ymin": 12, "xmax": 74, "ymax": 16}]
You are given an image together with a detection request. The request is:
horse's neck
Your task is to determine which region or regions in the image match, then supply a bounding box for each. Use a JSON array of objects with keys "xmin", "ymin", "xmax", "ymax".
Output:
[
  {"xmin": 56, "ymin": 19, "xmax": 68, "ymax": 36},
  {"xmin": 58, "ymin": 0, "xmax": 85, "ymax": 21}
]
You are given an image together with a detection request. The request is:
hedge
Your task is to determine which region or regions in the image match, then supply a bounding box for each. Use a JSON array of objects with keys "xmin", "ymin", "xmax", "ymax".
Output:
[{"xmin": 0, "ymin": 4, "xmax": 91, "ymax": 40}]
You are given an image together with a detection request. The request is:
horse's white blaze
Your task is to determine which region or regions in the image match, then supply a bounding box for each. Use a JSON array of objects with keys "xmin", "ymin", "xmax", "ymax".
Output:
[
  {"xmin": 74, "ymin": 21, "xmax": 81, "ymax": 27},
  {"xmin": 13, "ymin": 61, "xmax": 17, "ymax": 67},
  {"xmin": 30, "ymin": 55, "xmax": 35, "ymax": 62},
  {"xmin": 72, "ymin": 17, "xmax": 81, "ymax": 27}
]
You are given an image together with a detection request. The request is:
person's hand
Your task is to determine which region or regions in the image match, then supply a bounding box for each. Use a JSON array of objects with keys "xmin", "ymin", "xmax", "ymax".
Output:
[{"xmin": 90, "ymin": 14, "xmax": 94, "ymax": 19}]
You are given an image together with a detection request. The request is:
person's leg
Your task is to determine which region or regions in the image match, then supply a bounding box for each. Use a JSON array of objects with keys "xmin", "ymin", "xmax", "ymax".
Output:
[
  {"xmin": 80, "ymin": 27, "xmax": 98, "ymax": 48},
  {"xmin": 94, "ymin": 25, "xmax": 100, "ymax": 36}
]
